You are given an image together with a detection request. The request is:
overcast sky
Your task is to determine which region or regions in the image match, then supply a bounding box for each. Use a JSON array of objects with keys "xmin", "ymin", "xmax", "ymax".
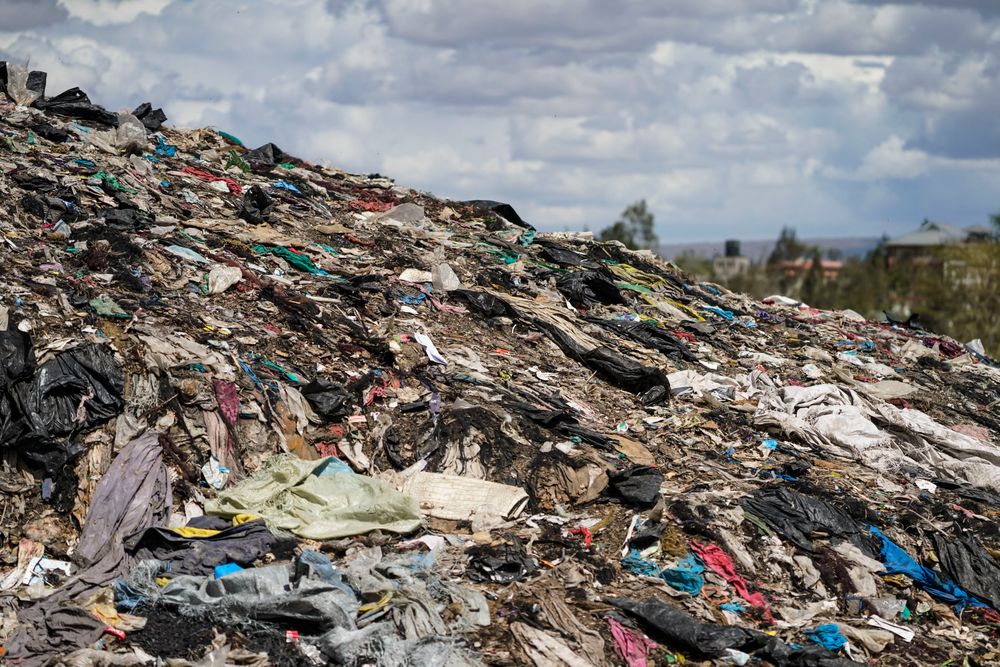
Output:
[{"xmin": 2, "ymin": 0, "xmax": 999, "ymax": 241}]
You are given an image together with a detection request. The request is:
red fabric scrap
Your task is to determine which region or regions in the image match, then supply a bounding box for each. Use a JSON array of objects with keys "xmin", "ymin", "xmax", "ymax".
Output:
[
  {"xmin": 691, "ymin": 540, "xmax": 775, "ymax": 624},
  {"xmin": 180, "ymin": 166, "xmax": 243, "ymax": 195},
  {"xmin": 568, "ymin": 527, "xmax": 593, "ymax": 548},
  {"xmin": 315, "ymin": 441, "xmax": 339, "ymax": 458},
  {"xmin": 607, "ymin": 617, "xmax": 658, "ymax": 667}
]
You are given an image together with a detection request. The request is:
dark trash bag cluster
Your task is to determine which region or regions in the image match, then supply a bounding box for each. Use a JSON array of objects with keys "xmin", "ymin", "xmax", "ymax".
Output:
[
  {"xmin": 0, "ymin": 328, "xmax": 124, "ymax": 472},
  {"xmin": 2, "ymin": 61, "xmax": 166, "ymax": 131}
]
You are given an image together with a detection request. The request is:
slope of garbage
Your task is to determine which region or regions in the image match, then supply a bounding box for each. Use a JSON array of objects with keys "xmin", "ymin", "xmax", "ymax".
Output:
[{"xmin": 1, "ymin": 62, "xmax": 999, "ymax": 666}]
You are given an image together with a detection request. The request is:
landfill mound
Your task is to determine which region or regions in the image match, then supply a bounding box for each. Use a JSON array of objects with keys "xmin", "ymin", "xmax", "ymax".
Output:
[{"xmin": 1, "ymin": 62, "xmax": 999, "ymax": 667}]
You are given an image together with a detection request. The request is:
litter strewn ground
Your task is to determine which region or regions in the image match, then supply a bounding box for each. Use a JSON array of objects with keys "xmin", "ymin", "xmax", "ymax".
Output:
[{"xmin": 1, "ymin": 62, "xmax": 999, "ymax": 666}]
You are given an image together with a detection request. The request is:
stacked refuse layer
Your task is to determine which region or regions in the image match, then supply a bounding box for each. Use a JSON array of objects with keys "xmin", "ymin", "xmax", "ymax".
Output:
[{"xmin": 1, "ymin": 62, "xmax": 999, "ymax": 666}]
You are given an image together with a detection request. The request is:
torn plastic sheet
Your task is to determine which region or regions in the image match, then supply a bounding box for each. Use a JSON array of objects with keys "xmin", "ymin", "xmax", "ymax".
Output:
[
  {"xmin": 158, "ymin": 553, "xmax": 358, "ymax": 633},
  {"xmin": 414, "ymin": 332, "xmax": 447, "ymax": 364},
  {"xmin": 869, "ymin": 525, "xmax": 987, "ymax": 612},
  {"xmin": 933, "ymin": 533, "xmax": 1000, "ymax": 610},
  {"xmin": 463, "ymin": 200, "xmax": 533, "ymax": 229}
]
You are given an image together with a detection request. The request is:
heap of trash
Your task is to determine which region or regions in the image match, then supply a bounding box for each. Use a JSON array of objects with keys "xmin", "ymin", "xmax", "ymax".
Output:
[{"xmin": 1, "ymin": 62, "xmax": 999, "ymax": 667}]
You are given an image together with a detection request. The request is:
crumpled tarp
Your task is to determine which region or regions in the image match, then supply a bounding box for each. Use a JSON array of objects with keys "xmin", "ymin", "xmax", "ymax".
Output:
[
  {"xmin": 205, "ymin": 455, "xmax": 422, "ymax": 539},
  {"xmin": 159, "ymin": 552, "xmax": 358, "ymax": 632},
  {"xmin": 755, "ymin": 383, "xmax": 1000, "ymax": 493}
]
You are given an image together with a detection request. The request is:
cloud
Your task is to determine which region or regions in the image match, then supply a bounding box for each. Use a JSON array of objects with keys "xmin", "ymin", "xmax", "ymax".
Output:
[
  {"xmin": 58, "ymin": 0, "xmax": 175, "ymax": 26},
  {"xmin": 831, "ymin": 135, "xmax": 930, "ymax": 180},
  {"xmin": 852, "ymin": 0, "xmax": 1000, "ymax": 18},
  {"xmin": 0, "ymin": 0, "xmax": 67, "ymax": 32}
]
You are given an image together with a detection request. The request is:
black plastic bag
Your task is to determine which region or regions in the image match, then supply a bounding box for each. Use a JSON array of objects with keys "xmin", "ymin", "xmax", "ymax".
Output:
[
  {"xmin": 238, "ymin": 184, "xmax": 274, "ymax": 224},
  {"xmin": 467, "ymin": 537, "xmax": 538, "ymax": 583},
  {"xmin": 26, "ymin": 70, "xmax": 46, "ymax": 98},
  {"xmin": 609, "ymin": 465, "xmax": 663, "ymax": 507},
  {"xmin": 245, "ymin": 142, "xmax": 293, "ymax": 166},
  {"xmin": 612, "ymin": 597, "xmax": 863, "ymax": 666},
  {"xmin": 301, "ymin": 379, "xmax": 352, "ymax": 422},
  {"xmin": 540, "ymin": 323, "xmax": 670, "ymax": 401},
  {"xmin": 640, "ymin": 385, "xmax": 669, "ymax": 406},
  {"xmin": 741, "ymin": 487, "xmax": 878, "ymax": 557},
  {"xmin": 453, "ymin": 290, "xmax": 518, "ymax": 318},
  {"xmin": 11, "ymin": 172, "xmax": 59, "ymax": 193},
  {"xmin": 556, "ymin": 271, "xmax": 626, "ymax": 308},
  {"xmin": 613, "ymin": 596, "xmax": 761, "ymax": 656},
  {"xmin": 537, "ymin": 242, "xmax": 593, "ymax": 267},
  {"xmin": 19, "ymin": 193, "xmax": 81, "ymax": 224},
  {"xmin": 1, "ymin": 343, "xmax": 124, "ymax": 472},
  {"xmin": 589, "ymin": 317, "xmax": 698, "ymax": 362},
  {"xmin": 34, "ymin": 87, "xmax": 117, "ymax": 126},
  {"xmin": 933, "ymin": 534, "xmax": 1000, "ymax": 610},
  {"xmin": 463, "ymin": 200, "xmax": 533, "ymax": 229},
  {"xmin": 30, "ymin": 122, "xmax": 70, "ymax": 143},
  {"xmin": 0, "ymin": 328, "xmax": 34, "ymax": 385},
  {"xmin": 131, "ymin": 102, "xmax": 167, "ymax": 132},
  {"xmin": 102, "ymin": 208, "xmax": 154, "ymax": 229}
]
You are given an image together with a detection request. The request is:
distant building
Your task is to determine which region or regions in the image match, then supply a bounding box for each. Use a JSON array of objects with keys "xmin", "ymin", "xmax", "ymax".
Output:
[
  {"xmin": 777, "ymin": 257, "xmax": 843, "ymax": 280},
  {"xmin": 712, "ymin": 239, "xmax": 750, "ymax": 281},
  {"xmin": 885, "ymin": 221, "xmax": 990, "ymax": 266}
]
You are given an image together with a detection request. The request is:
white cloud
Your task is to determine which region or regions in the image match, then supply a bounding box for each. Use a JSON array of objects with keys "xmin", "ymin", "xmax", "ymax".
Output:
[
  {"xmin": 860, "ymin": 135, "xmax": 930, "ymax": 179},
  {"xmin": 58, "ymin": 0, "xmax": 174, "ymax": 26}
]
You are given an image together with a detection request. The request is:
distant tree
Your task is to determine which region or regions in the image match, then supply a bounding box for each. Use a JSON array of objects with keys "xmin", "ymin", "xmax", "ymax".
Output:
[
  {"xmin": 598, "ymin": 200, "xmax": 658, "ymax": 251},
  {"xmin": 917, "ymin": 242, "xmax": 1000, "ymax": 356},
  {"xmin": 825, "ymin": 247, "xmax": 844, "ymax": 261},
  {"xmin": 800, "ymin": 248, "xmax": 825, "ymax": 306},
  {"xmin": 597, "ymin": 221, "xmax": 635, "ymax": 249},
  {"xmin": 991, "ymin": 213, "xmax": 1000, "ymax": 239},
  {"xmin": 673, "ymin": 250, "xmax": 712, "ymax": 278},
  {"xmin": 767, "ymin": 227, "xmax": 807, "ymax": 265}
]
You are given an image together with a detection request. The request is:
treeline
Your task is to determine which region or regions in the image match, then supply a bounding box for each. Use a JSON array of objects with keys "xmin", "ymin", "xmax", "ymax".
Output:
[{"xmin": 675, "ymin": 226, "xmax": 1000, "ymax": 357}]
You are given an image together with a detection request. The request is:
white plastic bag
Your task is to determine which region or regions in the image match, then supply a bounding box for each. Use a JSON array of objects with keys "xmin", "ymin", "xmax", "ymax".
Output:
[{"xmin": 5, "ymin": 64, "xmax": 40, "ymax": 106}]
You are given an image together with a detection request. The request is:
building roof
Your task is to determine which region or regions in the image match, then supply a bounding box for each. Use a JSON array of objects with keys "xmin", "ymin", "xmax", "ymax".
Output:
[{"xmin": 886, "ymin": 221, "xmax": 968, "ymax": 248}]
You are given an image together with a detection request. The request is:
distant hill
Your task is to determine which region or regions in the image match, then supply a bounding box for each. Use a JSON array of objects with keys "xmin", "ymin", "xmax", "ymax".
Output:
[{"xmin": 660, "ymin": 237, "xmax": 881, "ymax": 261}]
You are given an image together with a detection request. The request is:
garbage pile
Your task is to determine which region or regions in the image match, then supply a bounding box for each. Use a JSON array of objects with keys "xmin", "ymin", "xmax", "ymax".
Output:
[{"xmin": 1, "ymin": 62, "xmax": 999, "ymax": 666}]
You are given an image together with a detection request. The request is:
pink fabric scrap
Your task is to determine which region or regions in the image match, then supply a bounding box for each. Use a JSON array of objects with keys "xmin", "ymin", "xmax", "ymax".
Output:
[
  {"xmin": 607, "ymin": 617, "xmax": 658, "ymax": 667},
  {"xmin": 213, "ymin": 379, "xmax": 240, "ymax": 428}
]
